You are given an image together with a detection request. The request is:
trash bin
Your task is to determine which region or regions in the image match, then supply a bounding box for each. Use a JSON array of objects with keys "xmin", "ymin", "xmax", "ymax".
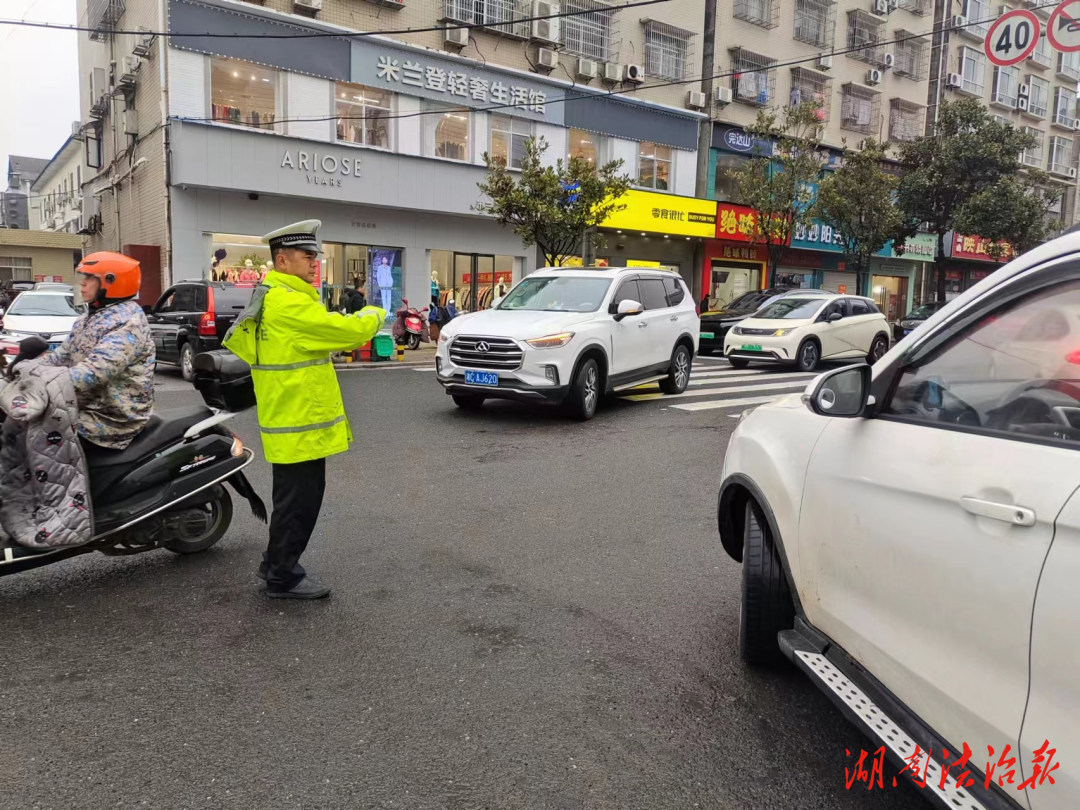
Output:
[{"xmin": 372, "ymin": 334, "xmax": 395, "ymax": 362}]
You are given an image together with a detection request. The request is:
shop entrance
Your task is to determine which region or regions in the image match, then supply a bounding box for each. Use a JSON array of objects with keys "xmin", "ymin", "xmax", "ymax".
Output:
[
  {"xmin": 871, "ymin": 274, "xmax": 909, "ymax": 321},
  {"xmin": 707, "ymin": 260, "xmax": 760, "ymax": 310}
]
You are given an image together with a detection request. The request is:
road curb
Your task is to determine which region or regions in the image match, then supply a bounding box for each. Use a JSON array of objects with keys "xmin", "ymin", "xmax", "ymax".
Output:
[{"xmin": 334, "ymin": 361, "xmax": 434, "ymax": 370}]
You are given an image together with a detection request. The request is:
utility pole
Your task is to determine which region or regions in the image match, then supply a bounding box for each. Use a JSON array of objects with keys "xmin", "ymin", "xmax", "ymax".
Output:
[{"xmin": 694, "ymin": 0, "xmax": 717, "ymax": 200}]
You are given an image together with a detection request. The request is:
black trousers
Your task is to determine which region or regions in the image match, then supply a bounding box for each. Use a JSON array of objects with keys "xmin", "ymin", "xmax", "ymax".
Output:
[{"xmin": 262, "ymin": 457, "xmax": 326, "ymax": 592}]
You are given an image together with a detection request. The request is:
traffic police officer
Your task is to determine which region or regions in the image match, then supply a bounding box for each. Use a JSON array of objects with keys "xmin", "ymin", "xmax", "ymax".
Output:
[{"xmin": 224, "ymin": 220, "xmax": 386, "ymax": 599}]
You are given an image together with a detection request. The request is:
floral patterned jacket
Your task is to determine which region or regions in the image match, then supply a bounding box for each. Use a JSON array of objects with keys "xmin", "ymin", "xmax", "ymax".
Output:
[{"xmin": 41, "ymin": 299, "xmax": 155, "ymax": 450}]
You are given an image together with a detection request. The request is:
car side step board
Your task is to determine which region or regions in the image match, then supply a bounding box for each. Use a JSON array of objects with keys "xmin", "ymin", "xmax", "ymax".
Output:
[
  {"xmin": 780, "ymin": 629, "xmax": 998, "ymax": 810},
  {"xmin": 611, "ymin": 375, "xmax": 666, "ymax": 392}
]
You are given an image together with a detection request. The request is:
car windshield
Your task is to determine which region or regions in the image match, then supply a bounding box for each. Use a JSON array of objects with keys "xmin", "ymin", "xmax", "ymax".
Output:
[
  {"xmin": 7, "ymin": 294, "xmax": 84, "ymax": 317},
  {"xmin": 905, "ymin": 302, "xmax": 945, "ymax": 319},
  {"xmin": 754, "ymin": 298, "xmax": 826, "ymax": 320},
  {"xmin": 215, "ymin": 285, "xmax": 256, "ymax": 310},
  {"xmin": 498, "ymin": 276, "xmax": 612, "ymax": 312},
  {"xmin": 725, "ymin": 291, "xmax": 775, "ymax": 311}
]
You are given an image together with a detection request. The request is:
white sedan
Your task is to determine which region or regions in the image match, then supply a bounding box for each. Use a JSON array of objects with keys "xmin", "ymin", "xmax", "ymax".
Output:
[
  {"xmin": 717, "ymin": 234, "xmax": 1080, "ymax": 809},
  {"xmin": 723, "ymin": 292, "xmax": 892, "ymax": 372},
  {"xmin": 0, "ymin": 290, "xmax": 85, "ymax": 356}
]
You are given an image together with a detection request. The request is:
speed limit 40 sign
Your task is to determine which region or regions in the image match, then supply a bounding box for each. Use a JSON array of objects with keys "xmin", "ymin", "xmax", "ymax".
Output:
[{"xmin": 984, "ymin": 8, "xmax": 1042, "ymax": 66}]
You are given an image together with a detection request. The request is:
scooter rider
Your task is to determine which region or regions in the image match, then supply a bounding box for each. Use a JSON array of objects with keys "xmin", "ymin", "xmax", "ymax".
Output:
[
  {"xmin": 40, "ymin": 252, "xmax": 155, "ymax": 451},
  {"xmin": 223, "ymin": 220, "xmax": 385, "ymax": 599}
]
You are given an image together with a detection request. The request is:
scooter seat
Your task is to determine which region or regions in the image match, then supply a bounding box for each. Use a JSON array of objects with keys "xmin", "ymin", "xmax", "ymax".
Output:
[{"xmin": 83, "ymin": 406, "xmax": 214, "ymax": 469}]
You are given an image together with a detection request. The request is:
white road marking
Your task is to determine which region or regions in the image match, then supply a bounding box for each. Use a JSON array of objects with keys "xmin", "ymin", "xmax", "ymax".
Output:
[
  {"xmin": 672, "ymin": 394, "xmax": 788, "ymax": 412},
  {"xmin": 621, "ymin": 380, "xmax": 808, "ymax": 402}
]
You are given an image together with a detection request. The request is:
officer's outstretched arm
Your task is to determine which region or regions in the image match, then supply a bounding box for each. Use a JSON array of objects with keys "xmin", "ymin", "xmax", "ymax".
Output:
[{"xmin": 280, "ymin": 298, "xmax": 387, "ymax": 353}]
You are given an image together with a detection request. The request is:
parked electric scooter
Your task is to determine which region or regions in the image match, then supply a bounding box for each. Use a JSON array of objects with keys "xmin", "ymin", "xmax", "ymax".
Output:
[
  {"xmin": 0, "ymin": 339, "xmax": 265, "ymax": 578},
  {"xmin": 393, "ymin": 299, "xmax": 430, "ymax": 350}
]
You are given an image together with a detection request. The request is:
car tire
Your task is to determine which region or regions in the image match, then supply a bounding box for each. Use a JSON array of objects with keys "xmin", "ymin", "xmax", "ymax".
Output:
[
  {"xmin": 566, "ymin": 357, "xmax": 600, "ymax": 421},
  {"xmin": 659, "ymin": 344, "xmax": 691, "ymax": 394},
  {"xmin": 795, "ymin": 340, "xmax": 819, "ymax": 373},
  {"xmin": 179, "ymin": 342, "xmax": 196, "ymax": 383},
  {"xmin": 727, "ymin": 357, "xmax": 750, "ymax": 369},
  {"xmin": 739, "ymin": 499, "xmax": 795, "ymax": 666},
  {"xmin": 452, "ymin": 394, "xmax": 485, "ymax": 410},
  {"xmin": 867, "ymin": 334, "xmax": 889, "ymax": 366}
]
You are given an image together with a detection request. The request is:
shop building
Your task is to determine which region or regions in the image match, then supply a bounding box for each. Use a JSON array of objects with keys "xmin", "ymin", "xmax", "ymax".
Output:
[
  {"xmin": 0, "ymin": 229, "xmax": 83, "ymax": 286},
  {"xmin": 934, "ymin": 232, "xmax": 1014, "ymax": 301},
  {"xmin": 76, "ymin": 0, "xmax": 707, "ymax": 308}
]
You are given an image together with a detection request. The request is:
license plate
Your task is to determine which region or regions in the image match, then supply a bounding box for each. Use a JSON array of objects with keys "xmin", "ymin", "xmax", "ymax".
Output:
[
  {"xmin": 48, "ymin": 342, "xmax": 60, "ymax": 351},
  {"xmin": 700, "ymin": 331, "xmax": 715, "ymax": 339},
  {"xmin": 464, "ymin": 370, "xmax": 499, "ymax": 387},
  {"xmin": 741, "ymin": 344, "xmax": 763, "ymax": 351}
]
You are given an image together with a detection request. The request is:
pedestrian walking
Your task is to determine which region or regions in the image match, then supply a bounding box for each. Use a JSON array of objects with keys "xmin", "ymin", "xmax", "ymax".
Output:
[
  {"xmin": 344, "ymin": 282, "xmax": 367, "ymax": 313},
  {"xmin": 223, "ymin": 220, "xmax": 385, "ymax": 599}
]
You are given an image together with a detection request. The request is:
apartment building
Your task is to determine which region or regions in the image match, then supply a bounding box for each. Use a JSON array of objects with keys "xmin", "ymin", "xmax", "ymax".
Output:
[
  {"xmin": 2, "ymin": 156, "xmax": 51, "ymax": 230},
  {"xmin": 30, "ymin": 124, "xmax": 93, "ymax": 235},
  {"xmin": 77, "ymin": 0, "xmax": 711, "ymax": 308}
]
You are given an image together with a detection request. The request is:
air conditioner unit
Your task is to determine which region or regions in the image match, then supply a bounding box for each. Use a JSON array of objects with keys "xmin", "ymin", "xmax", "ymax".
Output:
[
  {"xmin": 945, "ymin": 72, "xmax": 963, "ymax": 88},
  {"xmin": 444, "ymin": 26, "xmax": 468, "ymax": 47},
  {"xmin": 715, "ymin": 86, "xmax": 733, "ymax": 104},
  {"xmin": 816, "ymin": 55, "xmax": 832, "ymax": 70},
  {"xmin": 293, "ymin": 0, "xmax": 322, "ymax": 10},
  {"xmin": 603, "ymin": 62, "xmax": 624, "ymax": 82},
  {"xmin": 117, "ymin": 55, "xmax": 140, "ymax": 87},
  {"xmin": 883, "ymin": 52, "xmax": 894, "ymax": 68},
  {"xmin": 866, "ymin": 68, "xmax": 883, "ymax": 85},
  {"xmin": 1019, "ymin": 82, "xmax": 1030, "ymax": 96},
  {"xmin": 998, "ymin": 4, "xmax": 1012, "ymax": 14},
  {"xmin": 1072, "ymin": 119, "xmax": 1080, "ymax": 131},
  {"xmin": 686, "ymin": 90, "xmax": 707, "ymax": 109},
  {"xmin": 531, "ymin": 1, "xmax": 560, "ymax": 43},
  {"xmin": 122, "ymin": 108, "xmax": 137, "ymax": 136},
  {"xmin": 1070, "ymin": 167, "xmax": 1078, "ymax": 178},
  {"xmin": 577, "ymin": 57, "xmax": 598, "ymax": 79},
  {"xmin": 538, "ymin": 47, "xmax": 559, "ymax": 70},
  {"xmin": 626, "ymin": 63, "xmax": 645, "ymax": 83},
  {"xmin": 952, "ymin": 14, "xmax": 968, "ymax": 28},
  {"xmin": 89, "ymin": 67, "xmax": 110, "ymax": 118},
  {"xmin": 131, "ymin": 33, "xmax": 154, "ymax": 57},
  {"xmin": 1017, "ymin": 95, "xmax": 1030, "ymax": 110},
  {"xmin": 873, "ymin": 0, "xmax": 888, "ymax": 12}
]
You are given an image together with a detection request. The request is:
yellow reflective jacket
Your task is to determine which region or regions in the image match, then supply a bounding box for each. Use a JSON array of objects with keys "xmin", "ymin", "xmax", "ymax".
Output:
[{"xmin": 222, "ymin": 270, "xmax": 385, "ymax": 464}]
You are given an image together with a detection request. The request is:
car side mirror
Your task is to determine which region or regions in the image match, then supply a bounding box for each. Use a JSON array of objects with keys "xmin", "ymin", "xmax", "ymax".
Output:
[
  {"xmin": 827, "ymin": 312, "xmax": 843, "ymax": 323},
  {"xmin": 804, "ymin": 363, "xmax": 871, "ymax": 418},
  {"xmin": 142, "ymin": 305, "xmax": 153, "ymax": 315},
  {"xmin": 613, "ymin": 299, "xmax": 644, "ymax": 322}
]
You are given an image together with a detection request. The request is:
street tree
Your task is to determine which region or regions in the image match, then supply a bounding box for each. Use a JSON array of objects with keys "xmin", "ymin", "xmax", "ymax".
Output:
[
  {"xmin": 893, "ymin": 98, "xmax": 1039, "ymax": 301},
  {"xmin": 474, "ymin": 137, "xmax": 631, "ymax": 267},
  {"xmin": 725, "ymin": 102, "xmax": 827, "ymax": 285},
  {"xmin": 954, "ymin": 173, "xmax": 1063, "ymax": 258},
  {"xmin": 814, "ymin": 138, "xmax": 902, "ymax": 295}
]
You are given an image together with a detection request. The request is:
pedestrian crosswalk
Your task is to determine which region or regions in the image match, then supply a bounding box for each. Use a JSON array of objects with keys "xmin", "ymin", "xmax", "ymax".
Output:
[{"xmin": 616, "ymin": 356, "xmax": 817, "ymax": 416}]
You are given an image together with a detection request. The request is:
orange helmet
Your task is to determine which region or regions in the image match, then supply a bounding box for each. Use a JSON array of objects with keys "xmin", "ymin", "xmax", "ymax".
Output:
[{"xmin": 77, "ymin": 251, "xmax": 141, "ymax": 301}]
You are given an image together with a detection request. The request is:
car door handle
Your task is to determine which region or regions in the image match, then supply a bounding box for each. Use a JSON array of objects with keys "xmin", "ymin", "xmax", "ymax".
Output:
[
  {"xmin": 670, "ymin": 315, "xmax": 678, "ymax": 321},
  {"xmin": 637, "ymin": 322, "xmax": 648, "ymax": 328},
  {"xmin": 960, "ymin": 496, "xmax": 1036, "ymax": 527}
]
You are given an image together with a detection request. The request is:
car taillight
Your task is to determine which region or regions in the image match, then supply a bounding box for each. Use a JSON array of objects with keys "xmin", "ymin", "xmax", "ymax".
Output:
[
  {"xmin": 199, "ymin": 287, "xmax": 217, "ymax": 336},
  {"xmin": 1066, "ymin": 350, "xmax": 1080, "ymax": 365}
]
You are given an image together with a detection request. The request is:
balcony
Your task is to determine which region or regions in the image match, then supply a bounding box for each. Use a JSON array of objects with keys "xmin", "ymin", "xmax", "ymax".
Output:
[{"xmin": 87, "ymin": 0, "xmax": 125, "ymax": 41}]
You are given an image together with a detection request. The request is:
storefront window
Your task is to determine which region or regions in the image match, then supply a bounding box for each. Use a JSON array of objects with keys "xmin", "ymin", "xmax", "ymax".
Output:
[
  {"xmin": 568, "ymin": 129, "xmax": 608, "ymax": 165},
  {"xmin": 423, "ymin": 101, "xmax": 470, "ymax": 161},
  {"xmin": 210, "ymin": 57, "xmax": 277, "ymax": 130},
  {"xmin": 707, "ymin": 260, "xmax": 761, "ymax": 310},
  {"xmin": 431, "ymin": 250, "xmax": 515, "ymax": 311},
  {"xmin": 324, "ymin": 243, "xmax": 401, "ymax": 315},
  {"xmin": 637, "ymin": 142, "xmax": 672, "ymax": 190},
  {"xmin": 210, "ymin": 233, "xmax": 272, "ymax": 282},
  {"xmin": 490, "ymin": 115, "xmax": 533, "ymax": 169},
  {"xmin": 335, "ymin": 82, "xmax": 393, "ymax": 149},
  {"xmin": 871, "ymin": 273, "xmax": 909, "ymax": 321},
  {"xmin": 713, "ymin": 153, "xmax": 749, "ymax": 202}
]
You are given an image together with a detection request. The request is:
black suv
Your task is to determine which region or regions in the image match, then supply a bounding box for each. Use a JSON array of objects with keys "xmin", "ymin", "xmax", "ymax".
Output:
[
  {"xmin": 146, "ymin": 281, "xmax": 255, "ymax": 381},
  {"xmin": 699, "ymin": 288, "xmax": 800, "ymax": 354}
]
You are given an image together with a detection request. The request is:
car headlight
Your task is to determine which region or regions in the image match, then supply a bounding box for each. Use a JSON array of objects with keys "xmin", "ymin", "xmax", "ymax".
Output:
[
  {"xmin": 525, "ymin": 332, "xmax": 574, "ymax": 349},
  {"xmin": 438, "ymin": 331, "xmax": 451, "ymax": 343},
  {"xmin": 772, "ymin": 327, "xmax": 797, "ymax": 337},
  {"xmin": 900, "ymin": 320, "xmax": 916, "ymax": 329},
  {"xmin": 731, "ymin": 326, "xmax": 744, "ymax": 336}
]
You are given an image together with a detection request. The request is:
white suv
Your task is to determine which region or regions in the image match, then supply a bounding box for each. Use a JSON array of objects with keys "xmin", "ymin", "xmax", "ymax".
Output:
[
  {"xmin": 723, "ymin": 292, "xmax": 892, "ymax": 372},
  {"xmin": 435, "ymin": 267, "xmax": 699, "ymax": 419},
  {"xmin": 718, "ymin": 235, "xmax": 1080, "ymax": 808}
]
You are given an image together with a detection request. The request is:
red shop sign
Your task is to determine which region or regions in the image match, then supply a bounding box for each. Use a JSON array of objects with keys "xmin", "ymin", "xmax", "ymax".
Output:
[
  {"xmin": 951, "ymin": 233, "xmax": 1014, "ymax": 263},
  {"xmin": 715, "ymin": 202, "xmax": 758, "ymax": 243}
]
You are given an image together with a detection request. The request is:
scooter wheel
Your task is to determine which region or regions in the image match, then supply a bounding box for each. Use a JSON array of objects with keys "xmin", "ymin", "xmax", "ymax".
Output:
[
  {"xmin": 163, "ymin": 488, "xmax": 233, "ymax": 554},
  {"xmin": 407, "ymin": 334, "xmax": 421, "ymax": 350}
]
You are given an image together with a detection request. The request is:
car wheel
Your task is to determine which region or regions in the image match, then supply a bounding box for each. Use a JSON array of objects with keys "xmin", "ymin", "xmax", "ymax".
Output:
[
  {"xmin": 567, "ymin": 357, "xmax": 600, "ymax": 421},
  {"xmin": 795, "ymin": 340, "xmax": 819, "ymax": 373},
  {"xmin": 180, "ymin": 342, "xmax": 196, "ymax": 382},
  {"xmin": 739, "ymin": 499, "xmax": 795, "ymax": 666},
  {"xmin": 867, "ymin": 334, "xmax": 889, "ymax": 365},
  {"xmin": 452, "ymin": 394, "xmax": 485, "ymax": 410},
  {"xmin": 659, "ymin": 344, "xmax": 691, "ymax": 394},
  {"xmin": 728, "ymin": 357, "xmax": 750, "ymax": 369}
]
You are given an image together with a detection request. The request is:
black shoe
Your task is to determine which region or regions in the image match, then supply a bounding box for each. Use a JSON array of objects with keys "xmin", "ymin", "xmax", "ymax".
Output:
[{"xmin": 266, "ymin": 577, "xmax": 331, "ymax": 600}]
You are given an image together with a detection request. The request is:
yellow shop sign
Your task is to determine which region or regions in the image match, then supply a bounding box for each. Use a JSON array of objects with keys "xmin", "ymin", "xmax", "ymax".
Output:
[{"xmin": 602, "ymin": 190, "xmax": 718, "ymax": 238}]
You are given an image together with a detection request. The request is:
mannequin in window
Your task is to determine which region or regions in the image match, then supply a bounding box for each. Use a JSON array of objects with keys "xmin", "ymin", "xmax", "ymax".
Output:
[
  {"xmin": 261, "ymin": 262, "xmax": 271, "ymax": 283},
  {"xmin": 431, "ymin": 270, "xmax": 440, "ymax": 306},
  {"xmin": 239, "ymin": 259, "xmax": 258, "ymax": 283},
  {"xmin": 226, "ymin": 265, "xmax": 240, "ymax": 283},
  {"xmin": 376, "ymin": 256, "xmax": 394, "ymax": 310}
]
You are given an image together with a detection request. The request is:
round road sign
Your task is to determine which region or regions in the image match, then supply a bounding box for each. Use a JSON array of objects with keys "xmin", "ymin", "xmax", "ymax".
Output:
[
  {"xmin": 985, "ymin": 9, "xmax": 1041, "ymax": 66},
  {"xmin": 1048, "ymin": 0, "xmax": 1080, "ymax": 52}
]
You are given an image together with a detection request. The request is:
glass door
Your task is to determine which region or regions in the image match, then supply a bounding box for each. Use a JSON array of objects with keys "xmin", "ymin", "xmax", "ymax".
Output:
[{"xmin": 453, "ymin": 253, "xmax": 497, "ymax": 311}]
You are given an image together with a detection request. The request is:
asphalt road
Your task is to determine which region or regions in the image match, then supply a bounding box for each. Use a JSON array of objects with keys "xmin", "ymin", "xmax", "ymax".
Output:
[{"xmin": 0, "ymin": 364, "xmax": 929, "ymax": 810}]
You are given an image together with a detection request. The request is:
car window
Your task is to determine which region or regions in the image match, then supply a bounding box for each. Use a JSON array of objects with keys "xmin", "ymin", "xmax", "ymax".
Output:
[
  {"xmin": 884, "ymin": 279, "xmax": 1080, "ymax": 446},
  {"xmin": 171, "ymin": 286, "xmax": 198, "ymax": 312},
  {"xmin": 638, "ymin": 277, "xmax": 669, "ymax": 310},
  {"xmin": 214, "ymin": 285, "xmax": 255, "ymax": 311},
  {"xmin": 498, "ymin": 276, "xmax": 612, "ymax": 313},
  {"xmin": 612, "ymin": 279, "xmax": 642, "ymax": 308},
  {"xmin": 663, "ymin": 276, "xmax": 685, "ymax": 307},
  {"xmin": 155, "ymin": 289, "xmax": 178, "ymax": 313},
  {"xmin": 849, "ymin": 299, "xmax": 872, "ymax": 316},
  {"xmin": 821, "ymin": 301, "xmax": 845, "ymax": 320},
  {"xmin": 7, "ymin": 294, "xmax": 83, "ymax": 317},
  {"xmin": 755, "ymin": 298, "xmax": 827, "ymax": 320},
  {"xmin": 727, "ymin": 291, "xmax": 772, "ymax": 311}
]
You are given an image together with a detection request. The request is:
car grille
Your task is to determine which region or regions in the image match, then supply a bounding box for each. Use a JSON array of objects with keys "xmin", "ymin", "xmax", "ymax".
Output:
[
  {"xmin": 449, "ymin": 336, "xmax": 524, "ymax": 370},
  {"xmin": 738, "ymin": 327, "xmax": 779, "ymax": 336}
]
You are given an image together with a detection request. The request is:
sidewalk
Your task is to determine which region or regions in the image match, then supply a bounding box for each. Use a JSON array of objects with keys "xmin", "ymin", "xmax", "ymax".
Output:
[{"xmin": 333, "ymin": 344, "xmax": 436, "ymax": 370}]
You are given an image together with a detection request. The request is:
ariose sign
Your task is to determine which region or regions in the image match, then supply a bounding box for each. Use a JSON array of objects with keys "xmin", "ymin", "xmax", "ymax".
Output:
[{"xmin": 601, "ymin": 190, "xmax": 717, "ymax": 238}]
